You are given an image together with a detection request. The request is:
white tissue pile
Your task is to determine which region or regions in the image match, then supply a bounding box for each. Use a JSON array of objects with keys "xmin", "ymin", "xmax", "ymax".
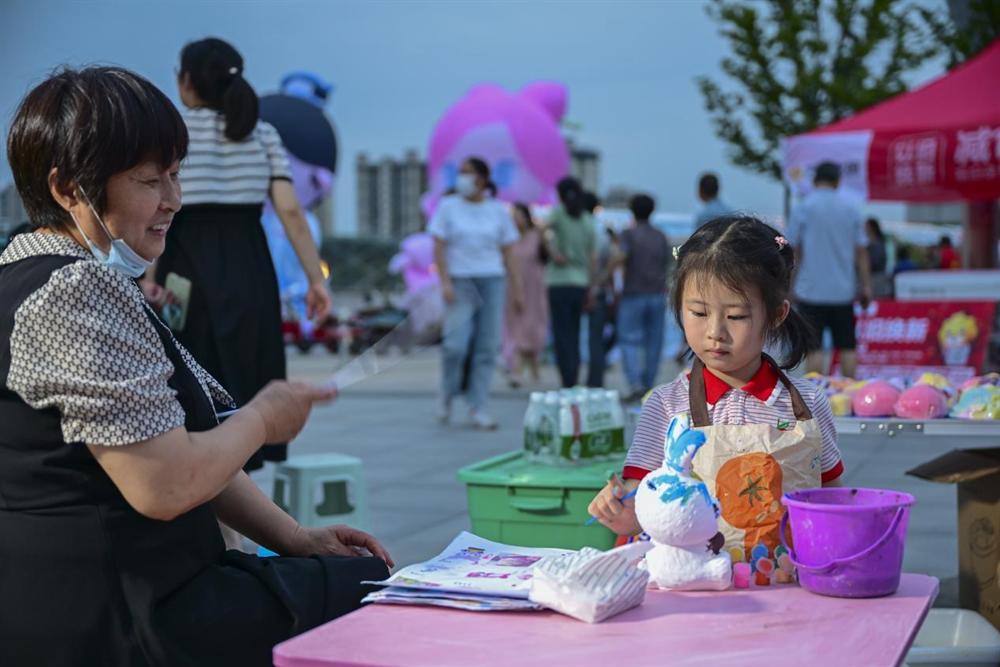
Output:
[{"xmin": 528, "ymin": 541, "xmax": 652, "ymax": 623}]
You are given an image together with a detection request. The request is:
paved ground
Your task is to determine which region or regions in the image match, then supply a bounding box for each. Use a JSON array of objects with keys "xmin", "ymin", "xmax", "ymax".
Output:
[{"xmin": 259, "ymin": 345, "xmax": 966, "ymax": 607}]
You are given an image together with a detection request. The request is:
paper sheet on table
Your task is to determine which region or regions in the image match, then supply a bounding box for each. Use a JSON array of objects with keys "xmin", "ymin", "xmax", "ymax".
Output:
[
  {"xmin": 362, "ymin": 531, "xmax": 574, "ymax": 599},
  {"xmin": 362, "ymin": 587, "xmax": 542, "ymax": 611}
]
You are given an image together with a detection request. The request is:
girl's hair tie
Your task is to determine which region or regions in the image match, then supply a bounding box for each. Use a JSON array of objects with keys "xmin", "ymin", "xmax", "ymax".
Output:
[
  {"xmin": 228, "ymin": 66, "xmax": 239, "ymax": 76},
  {"xmin": 672, "ymin": 245, "xmax": 681, "ymax": 261},
  {"xmin": 775, "ymin": 235, "xmax": 788, "ymax": 250}
]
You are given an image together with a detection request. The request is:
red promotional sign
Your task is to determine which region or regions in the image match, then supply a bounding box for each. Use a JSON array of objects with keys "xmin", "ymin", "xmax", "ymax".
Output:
[
  {"xmin": 830, "ymin": 300, "xmax": 996, "ymax": 383},
  {"xmin": 867, "ymin": 127, "xmax": 1000, "ymax": 202}
]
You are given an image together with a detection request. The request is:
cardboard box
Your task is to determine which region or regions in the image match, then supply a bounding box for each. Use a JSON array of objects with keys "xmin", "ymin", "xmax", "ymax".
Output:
[{"xmin": 908, "ymin": 449, "xmax": 1000, "ymax": 630}]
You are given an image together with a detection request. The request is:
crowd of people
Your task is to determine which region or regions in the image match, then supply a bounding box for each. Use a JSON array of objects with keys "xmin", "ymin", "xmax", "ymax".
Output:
[
  {"xmin": 428, "ymin": 166, "xmax": 681, "ymax": 428},
  {"xmin": 429, "ymin": 157, "xmax": 970, "ymax": 429}
]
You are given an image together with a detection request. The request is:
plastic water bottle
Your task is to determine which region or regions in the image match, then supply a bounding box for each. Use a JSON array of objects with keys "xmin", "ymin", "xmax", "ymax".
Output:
[
  {"xmin": 606, "ymin": 390, "xmax": 626, "ymax": 456},
  {"xmin": 537, "ymin": 393, "xmax": 560, "ymax": 465},
  {"xmin": 558, "ymin": 397, "xmax": 583, "ymax": 464},
  {"xmin": 523, "ymin": 392, "xmax": 544, "ymax": 459}
]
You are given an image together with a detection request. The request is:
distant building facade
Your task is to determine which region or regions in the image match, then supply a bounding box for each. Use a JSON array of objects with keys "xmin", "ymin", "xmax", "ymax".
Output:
[
  {"xmin": 356, "ymin": 150, "xmax": 427, "ymax": 239},
  {"xmin": 568, "ymin": 140, "xmax": 600, "ymax": 195},
  {"xmin": 603, "ymin": 185, "xmax": 636, "ymax": 210}
]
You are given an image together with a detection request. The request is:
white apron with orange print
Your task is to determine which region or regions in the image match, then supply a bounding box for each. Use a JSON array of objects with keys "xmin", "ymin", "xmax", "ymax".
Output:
[{"xmin": 687, "ymin": 356, "xmax": 823, "ymax": 567}]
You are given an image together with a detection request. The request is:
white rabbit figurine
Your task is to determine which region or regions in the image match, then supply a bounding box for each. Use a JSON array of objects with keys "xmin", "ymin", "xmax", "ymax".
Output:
[{"xmin": 634, "ymin": 416, "xmax": 732, "ymax": 591}]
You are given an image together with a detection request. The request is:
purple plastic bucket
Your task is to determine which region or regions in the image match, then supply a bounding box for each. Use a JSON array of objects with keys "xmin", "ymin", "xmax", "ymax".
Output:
[{"xmin": 780, "ymin": 487, "xmax": 914, "ymax": 598}]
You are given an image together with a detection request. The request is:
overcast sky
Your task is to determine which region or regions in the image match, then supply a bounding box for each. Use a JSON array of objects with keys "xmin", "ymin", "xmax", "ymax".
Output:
[{"xmin": 1, "ymin": 0, "xmax": 948, "ymax": 233}]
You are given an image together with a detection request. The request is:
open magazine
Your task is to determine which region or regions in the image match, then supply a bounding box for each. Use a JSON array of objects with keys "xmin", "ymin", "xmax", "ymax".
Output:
[{"xmin": 362, "ymin": 531, "xmax": 575, "ymax": 611}]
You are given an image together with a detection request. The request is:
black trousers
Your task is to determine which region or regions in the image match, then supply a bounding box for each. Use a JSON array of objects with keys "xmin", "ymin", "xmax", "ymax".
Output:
[
  {"xmin": 586, "ymin": 290, "xmax": 610, "ymax": 388},
  {"xmin": 549, "ymin": 286, "xmax": 587, "ymax": 388}
]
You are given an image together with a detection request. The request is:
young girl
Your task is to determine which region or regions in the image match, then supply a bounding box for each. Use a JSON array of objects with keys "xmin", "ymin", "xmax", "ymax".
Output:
[{"xmin": 588, "ymin": 215, "xmax": 844, "ymax": 551}]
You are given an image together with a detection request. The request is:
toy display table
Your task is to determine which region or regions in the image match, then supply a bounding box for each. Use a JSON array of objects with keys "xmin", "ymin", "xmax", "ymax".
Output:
[{"xmin": 274, "ymin": 573, "xmax": 938, "ymax": 667}]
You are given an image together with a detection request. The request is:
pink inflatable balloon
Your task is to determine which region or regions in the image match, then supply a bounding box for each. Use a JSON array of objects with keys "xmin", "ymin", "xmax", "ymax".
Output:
[
  {"xmin": 852, "ymin": 381, "xmax": 901, "ymax": 417},
  {"xmin": 895, "ymin": 384, "xmax": 949, "ymax": 419},
  {"xmin": 423, "ymin": 82, "xmax": 571, "ymax": 216}
]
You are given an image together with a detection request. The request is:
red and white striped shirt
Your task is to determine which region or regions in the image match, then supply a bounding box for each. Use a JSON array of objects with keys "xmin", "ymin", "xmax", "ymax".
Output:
[{"xmin": 623, "ymin": 362, "xmax": 845, "ymax": 483}]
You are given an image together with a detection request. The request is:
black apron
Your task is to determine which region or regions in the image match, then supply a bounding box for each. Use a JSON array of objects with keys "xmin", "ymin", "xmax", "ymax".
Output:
[
  {"xmin": 0, "ymin": 255, "xmax": 386, "ymax": 666},
  {"xmin": 156, "ymin": 203, "xmax": 287, "ymax": 470}
]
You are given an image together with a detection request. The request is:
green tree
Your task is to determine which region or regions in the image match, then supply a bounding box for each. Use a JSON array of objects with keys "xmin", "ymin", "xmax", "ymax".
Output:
[
  {"xmin": 919, "ymin": 0, "xmax": 1000, "ymax": 68},
  {"xmin": 697, "ymin": 0, "xmax": 939, "ymax": 183}
]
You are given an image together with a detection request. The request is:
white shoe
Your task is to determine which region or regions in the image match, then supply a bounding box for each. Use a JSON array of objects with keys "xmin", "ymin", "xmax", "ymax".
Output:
[
  {"xmin": 470, "ymin": 410, "xmax": 498, "ymax": 430},
  {"xmin": 437, "ymin": 396, "xmax": 451, "ymax": 424}
]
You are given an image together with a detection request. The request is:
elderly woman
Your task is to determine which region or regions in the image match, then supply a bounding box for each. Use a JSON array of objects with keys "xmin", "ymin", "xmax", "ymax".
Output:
[{"xmin": 0, "ymin": 67, "xmax": 391, "ymax": 666}]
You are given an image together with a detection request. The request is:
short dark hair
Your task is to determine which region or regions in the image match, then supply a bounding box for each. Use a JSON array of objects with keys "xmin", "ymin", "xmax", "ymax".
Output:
[
  {"xmin": 865, "ymin": 217, "xmax": 884, "ymax": 241},
  {"xmin": 7, "ymin": 66, "xmax": 187, "ymax": 231},
  {"xmin": 671, "ymin": 215, "xmax": 813, "ymax": 369},
  {"xmin": 557, "ymin": 176, "xmax": 584, "ymax": 218},
  {"xmin": 180, "ymin": 37, "xmax": 257, "ymax": 141},
  {"xmin": 581, "ymin": 191, "xmax": 600, "ymax": 214},
  {"xmin": 814, "ymin": 161, "xmax": 841, "ymax": 185},
  {"xmin": 629, "ymin": 193, "xmax": 655, "ymax": 221},
  {"xmin": 698, "ymin": 173, "xmax": 719, "ymax": 198}
]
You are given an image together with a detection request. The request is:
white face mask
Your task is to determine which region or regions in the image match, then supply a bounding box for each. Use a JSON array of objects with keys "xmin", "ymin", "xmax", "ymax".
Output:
[
  {"xmin": 69, "ymin": 188, "xmax": 153, "ymax": 279},
  {"xmin": 455, "ymin": 173, "xmax": 478, "ymax": 197}
]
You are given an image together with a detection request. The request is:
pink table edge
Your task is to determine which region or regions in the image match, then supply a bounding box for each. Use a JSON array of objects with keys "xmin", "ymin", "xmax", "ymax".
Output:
[{"xmin": 274, "ymin": 573, "xmax": 939, "ymax": 667}]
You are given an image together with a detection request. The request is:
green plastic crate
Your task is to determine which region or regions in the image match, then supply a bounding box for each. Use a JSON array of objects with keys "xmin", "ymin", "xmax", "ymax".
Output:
[{"xmin": 457, "ymin": 451, "xmax": 625, "ymax": 551}]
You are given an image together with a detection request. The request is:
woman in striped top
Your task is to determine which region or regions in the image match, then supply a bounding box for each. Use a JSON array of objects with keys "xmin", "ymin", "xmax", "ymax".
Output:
[
  {"xmin": 589, "ymin": 216, "xmax": 844, "ymax": 543},
  {"xmin": 154, "ymin": 38, "xmax": 330, "ymax": 471}
]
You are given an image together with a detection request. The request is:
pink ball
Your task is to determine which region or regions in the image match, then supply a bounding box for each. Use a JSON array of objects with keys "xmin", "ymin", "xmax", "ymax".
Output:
[
  {"xmin": 852, "ymin": 381, "xmax": 901, "ymax": 417},
  {"xmin": 895, "ymin": 384, "xmax": 948, "ymax": 419}
]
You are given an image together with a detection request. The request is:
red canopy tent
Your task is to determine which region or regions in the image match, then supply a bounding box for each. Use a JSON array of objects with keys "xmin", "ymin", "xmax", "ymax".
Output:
[{"xmin": 783, "ymin": 38, "xmax": 1000, "ymax": 266}]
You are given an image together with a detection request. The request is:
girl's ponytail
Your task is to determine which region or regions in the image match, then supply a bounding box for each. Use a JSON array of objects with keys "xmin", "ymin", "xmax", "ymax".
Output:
[
  {"xmin": 221, "ymin": 73, "xmax": 258, "ymax": 141},
  {"xmin": 179, "ymin": 37, "xmax": 257, "ymax": 142},
  {"xmin": 770, "ymin": 305, "xmax": 815, "ymax": 370}
]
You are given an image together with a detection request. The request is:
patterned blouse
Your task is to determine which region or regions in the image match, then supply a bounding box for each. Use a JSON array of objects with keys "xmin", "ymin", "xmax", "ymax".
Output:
[{"xmin": 0, "ymin": 232, "xmax": 234, "ymax": 446}]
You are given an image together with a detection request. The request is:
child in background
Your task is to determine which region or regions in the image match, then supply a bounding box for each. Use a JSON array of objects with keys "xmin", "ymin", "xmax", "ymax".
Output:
[{"xmin": 588, "ymin": 216, "xmax": 844, "ymax": 551}]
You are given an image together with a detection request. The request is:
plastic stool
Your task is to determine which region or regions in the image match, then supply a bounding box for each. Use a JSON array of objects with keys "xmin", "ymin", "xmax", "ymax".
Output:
[{"xmin": 273, "ymin": 454, "xmax": 368, "ymax": 530}]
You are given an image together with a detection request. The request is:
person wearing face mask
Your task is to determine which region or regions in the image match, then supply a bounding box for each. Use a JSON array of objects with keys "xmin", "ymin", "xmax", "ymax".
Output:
[
  {"xmin": 0, "ymin": 66, "xmax": 391, "ymax": 667},
  {"xmin": 152, "ymin": 38, "xmax": 331, "ymax": 473},
  {"xmin": 429, "ymin": 157, "xmax": 524, "ymax": 429}
]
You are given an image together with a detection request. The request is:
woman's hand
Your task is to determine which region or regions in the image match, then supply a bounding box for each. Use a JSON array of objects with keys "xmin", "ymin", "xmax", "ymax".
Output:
[
  {"xmin": 139, "ymin": 279, "xmax": 174, "ymax": 309},
  {"xmin": 245, "ymin": 381, "xmax": 338, "ymax": 444},
  {"xmin": 306, "ymin": 281, "xmax": 332, "ymax": 322},
  {"xmin": 287, "ymin": 524, "xmax": 395, "ymax": 569},
  {"xmin": 587, "ymin": 474, "xmax": 642, "ymax": 536}
]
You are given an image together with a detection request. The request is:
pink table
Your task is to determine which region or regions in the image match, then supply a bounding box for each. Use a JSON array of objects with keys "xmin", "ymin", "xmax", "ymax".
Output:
[{"xmin": 274, "ymin": 573, "xmax": 938, "ymax": 667}]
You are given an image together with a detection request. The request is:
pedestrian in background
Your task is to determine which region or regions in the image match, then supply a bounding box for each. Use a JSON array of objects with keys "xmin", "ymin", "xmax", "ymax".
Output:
[
  {"xmin": 544, "ymin": 177, "xmax": 597, "ymax": 388},
  {"xmin": 502, "ymin": 203, "xmax": 547, "ymax": 387},
  {"xmin": 157, "ymin": 37, "xmax": 330, "ymax": 472},
  {"xmin": 693, "ymin": 172, "xmax": 732, "ymax": 229},
  {"xmin": 584, "ymin": 190, "xmax": 612, "ymax": 388},
  {"xmin": 866, "ymin": 217, "xmax": 892, "ymax": 298},
  {"xmin": 431, "ymin": 157, "xmax": 523, "ymax": 429},
  {"xmin": 606, "ymin": 194, "xmax": 669, "ymax": 400},
  {"xmin": 787, "ymin": 161, "xmax": 872, "ymax": 378},
  {"xmin": 936, "ymin": 235, "xmax": 961, "ymax": 269}
]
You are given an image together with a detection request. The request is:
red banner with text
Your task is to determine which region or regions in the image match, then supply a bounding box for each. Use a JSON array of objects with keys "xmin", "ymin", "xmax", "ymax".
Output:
[{"xmin": 830, "ymin": 300, "xmax": 996, "ymax": 384}]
